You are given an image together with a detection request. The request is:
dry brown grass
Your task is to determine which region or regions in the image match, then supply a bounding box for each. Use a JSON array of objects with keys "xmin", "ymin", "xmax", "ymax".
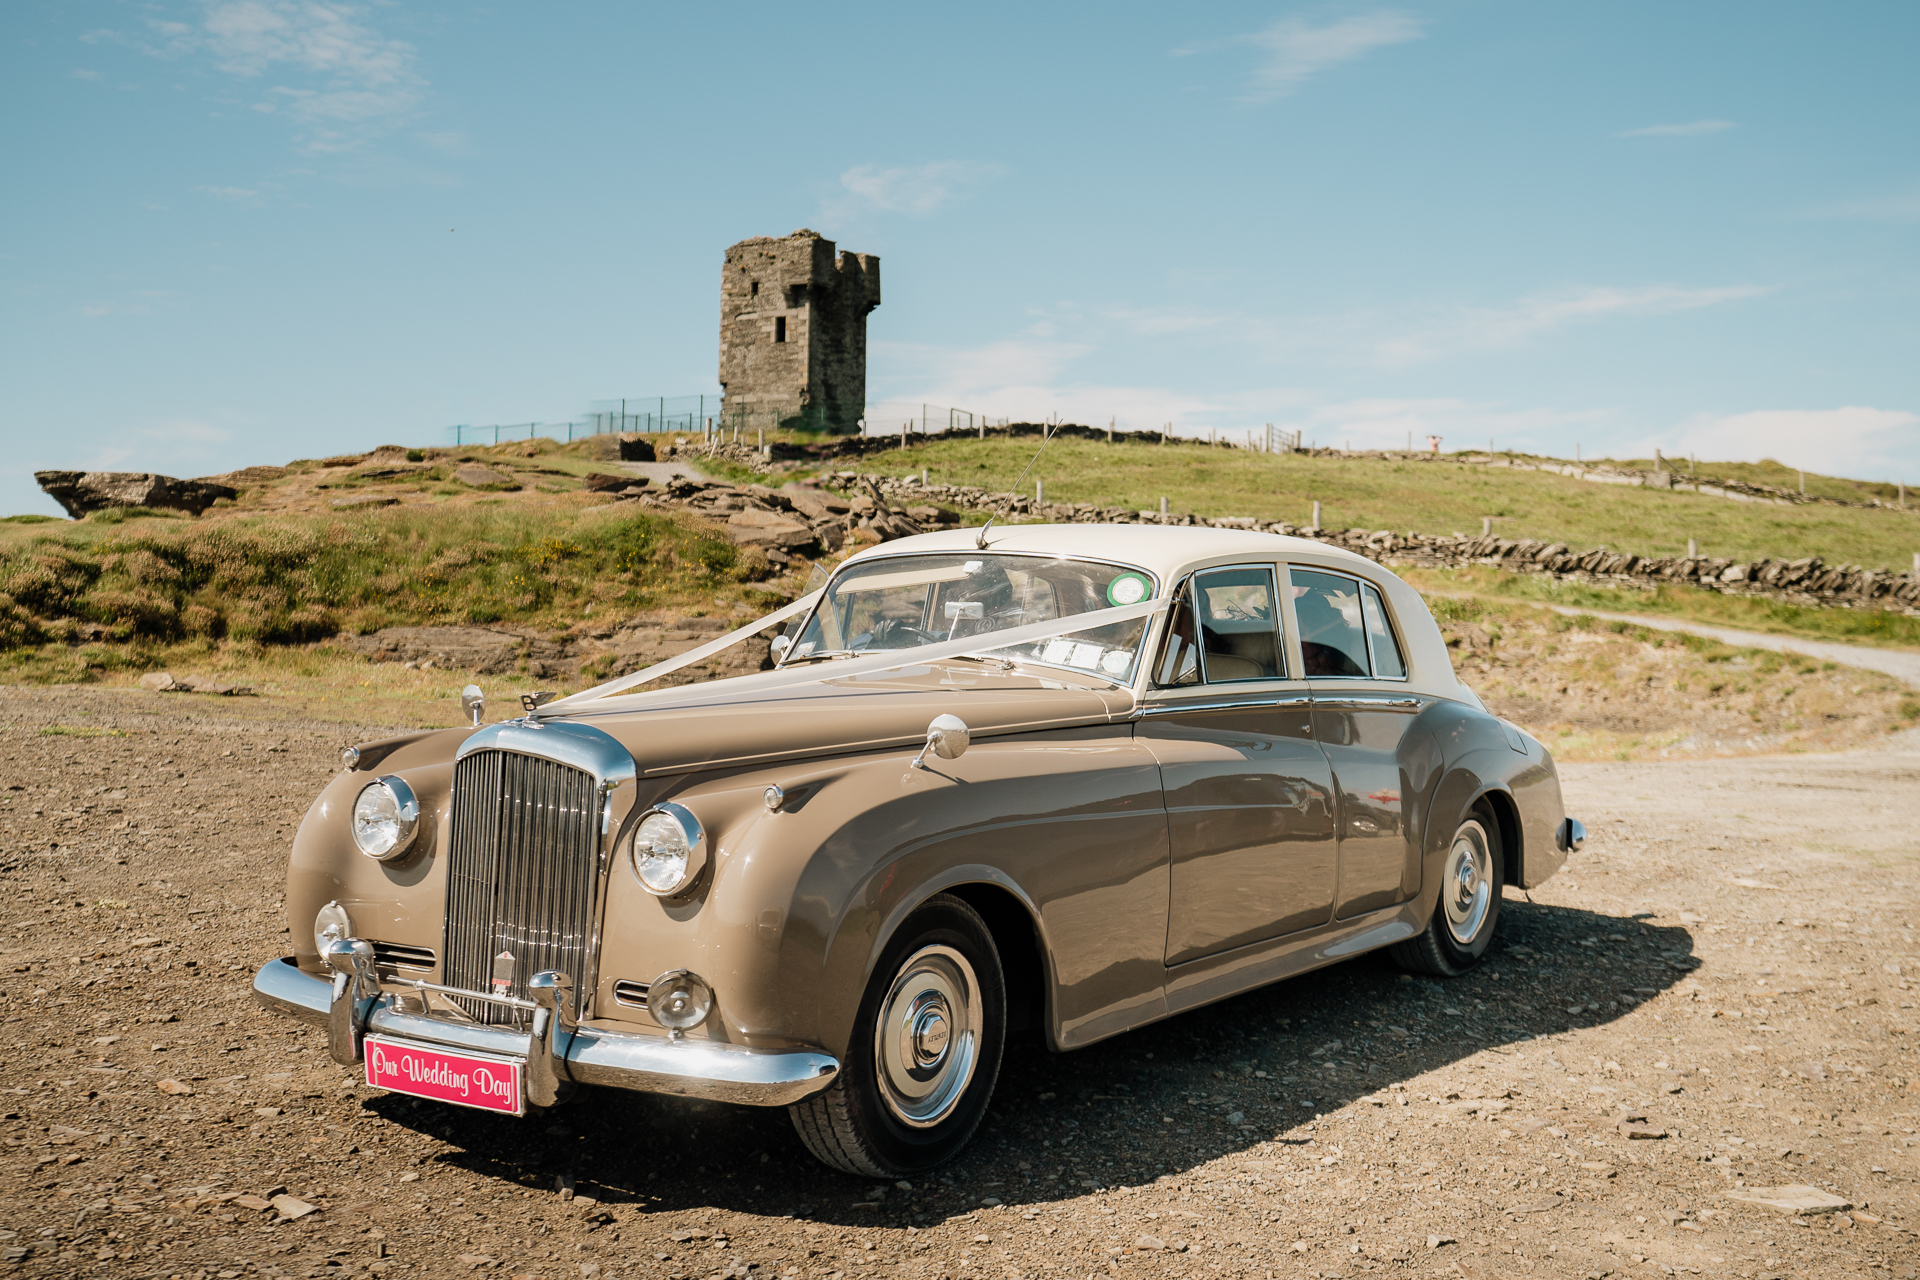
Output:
[{"xmin": 1433, "ymin": 597, "xmax": 1920, "ymax": 760}]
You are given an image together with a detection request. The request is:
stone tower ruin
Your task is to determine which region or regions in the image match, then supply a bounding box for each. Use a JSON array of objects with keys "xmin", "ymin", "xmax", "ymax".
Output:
[{"xmin": 718, "ymin": 229, "xmax": 880, "ymax": 435}]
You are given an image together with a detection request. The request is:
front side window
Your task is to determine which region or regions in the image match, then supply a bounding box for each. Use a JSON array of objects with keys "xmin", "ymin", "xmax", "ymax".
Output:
[
  {"xmin": 1153, "ymin": 565, "xmax": 1284, "ymax": 686},
  {"xmin": 1194, "ymin": 566, "xmax": 1282, "ymax": 681}
]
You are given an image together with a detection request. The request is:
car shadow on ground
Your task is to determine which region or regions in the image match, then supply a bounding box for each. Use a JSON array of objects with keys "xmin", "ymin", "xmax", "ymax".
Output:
[{"xmin": 375, "ymin": 898, "xmax": 1696, "ymax": 1226}]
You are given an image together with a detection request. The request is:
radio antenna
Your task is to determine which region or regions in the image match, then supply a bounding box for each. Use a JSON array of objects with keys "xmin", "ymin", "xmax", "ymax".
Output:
[{"xmin": 975, "ymin": 423, "xmax": 1057, "ymax": 549}]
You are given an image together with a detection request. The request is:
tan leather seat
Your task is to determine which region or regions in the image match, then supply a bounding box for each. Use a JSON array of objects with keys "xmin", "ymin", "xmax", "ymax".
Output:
[{"xmin": 1203, "ymin": 653, "xmax": 1264, "ymax": 680}]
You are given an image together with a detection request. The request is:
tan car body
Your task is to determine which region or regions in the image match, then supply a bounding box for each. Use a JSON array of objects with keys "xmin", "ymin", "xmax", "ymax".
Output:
[{"xmin": 276, "ymin": 526, "xmax": 1568, "ymax": 1080}]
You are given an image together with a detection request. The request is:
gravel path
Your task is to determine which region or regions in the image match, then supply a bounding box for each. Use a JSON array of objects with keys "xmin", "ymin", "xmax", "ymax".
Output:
[
  {"xmin": 0, "ymin": 685, "xmax": 1914, "ymax": 1279},
  {"xmin": 1545, "ymin": 607, "xmax": 1920, "ymax": 689}
]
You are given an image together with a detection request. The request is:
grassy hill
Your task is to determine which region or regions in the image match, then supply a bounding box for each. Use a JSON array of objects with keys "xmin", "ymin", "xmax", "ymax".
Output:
[
  {"xmin": 4, "ymin": 432, "xmax": 1919, "ymax": 713},
  {"xmin": 855, "ymin": 435, "xmax": 1920, "ymax": 573}
]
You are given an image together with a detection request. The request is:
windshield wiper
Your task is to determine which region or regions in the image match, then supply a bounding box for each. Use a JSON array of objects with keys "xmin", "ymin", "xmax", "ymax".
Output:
[
  {"xmin": 778, "ymin": 649, "xmax": 860, "ymax": 666},
  {"xmin": 944, "ymin": 653, "xmax": 1017, "ymax": 671}
]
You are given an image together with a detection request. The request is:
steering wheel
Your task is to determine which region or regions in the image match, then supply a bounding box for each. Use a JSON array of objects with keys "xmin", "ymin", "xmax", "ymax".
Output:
[{"xmin": 852, "ymin": 618, "xmax": 945, "ymax": 650}]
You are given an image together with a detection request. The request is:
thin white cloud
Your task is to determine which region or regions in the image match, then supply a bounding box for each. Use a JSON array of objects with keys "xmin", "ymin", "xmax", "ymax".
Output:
[
  {"xmin": 1792, "ymin": 189, "xmax": 1920, "ymax": 224},
  {"xmin": 835, "ymin": 161, "xmax": 1004, "ymax": 216},
  {"xmin": 1616, "ymin": 120, "xmax": 1735, "ymax": 138},
  {"xmin": 71, "ymin": 68, "xmax": 104, "ymax": 81},
  {"xmin": 149, "ymin": 1, "xmax": 423, "ymax": 152},
  {"xmin": 1220, "ymin": 12, "xmax": 1424, "ymax": 103},
  {"xmin": 1372, "ymin": 284, "xmax": 1769, "ymax": 366},
  {"xmin": 1630, "ymin": 407, "xmax": 1920, "ymax": 479},
  {"xmin": 1098, "ymin": 284, "xmax": 1767, "ymax": 367}
]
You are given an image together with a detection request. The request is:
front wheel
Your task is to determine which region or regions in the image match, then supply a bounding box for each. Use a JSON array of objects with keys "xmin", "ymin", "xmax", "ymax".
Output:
[
  {"xmin": 1392, "ymin": 810, "xmax": 1504, "ymax": 976},
  {"xmin": 789, "ymin": 894, "xmax": 1005, "ymax": 1177}
]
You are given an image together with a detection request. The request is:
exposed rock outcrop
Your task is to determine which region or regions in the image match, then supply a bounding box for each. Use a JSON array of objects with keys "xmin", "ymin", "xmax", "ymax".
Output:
[{"xmin": 34, "ymin": 471, "xmax": 239, "ymax": 519}]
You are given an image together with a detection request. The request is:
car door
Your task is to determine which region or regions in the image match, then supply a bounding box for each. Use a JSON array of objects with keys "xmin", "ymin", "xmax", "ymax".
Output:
[
  {"xmin": 1287, "ymin": 566, "xmax": 1428, "ymax": 919},
  {"xmin": 1137, "ymin": 564, "xmax": 1339, "ymax": 965}
]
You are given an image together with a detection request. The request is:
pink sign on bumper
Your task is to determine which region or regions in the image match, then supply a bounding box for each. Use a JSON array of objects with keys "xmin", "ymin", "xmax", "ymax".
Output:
[{"xmin": 364, "ymin": 1036, "xmax": 524, "ymax": 1115}]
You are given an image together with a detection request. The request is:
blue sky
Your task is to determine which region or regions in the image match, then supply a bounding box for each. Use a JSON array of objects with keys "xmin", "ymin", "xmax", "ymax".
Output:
[{"xmin": 3, "ymin": 1, "xmax": 1917, "ymax": 516}]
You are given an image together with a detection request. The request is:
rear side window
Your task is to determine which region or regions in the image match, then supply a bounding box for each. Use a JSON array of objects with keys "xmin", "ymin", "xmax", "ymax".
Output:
[
  {"xmin": 1193, "ymin": 567, "xmax": 1282, "ymax": 681},
  {"xmin": 1360, "ymin": 581, "xmax": 1407, "ymax": 679},
  {"xmin": 1290, "ymin": 569, "xmax": 1371, "ymax": 678}
]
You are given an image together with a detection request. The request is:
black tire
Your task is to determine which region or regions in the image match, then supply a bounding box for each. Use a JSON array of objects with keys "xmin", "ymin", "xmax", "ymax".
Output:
[
  {"xmin": 789, "ymin": 893, "xmax": 1005, "ymax": 1177},
  {"xmin": 1392, "ymin": 807, "xmax": 1504, "ymax": 977}
]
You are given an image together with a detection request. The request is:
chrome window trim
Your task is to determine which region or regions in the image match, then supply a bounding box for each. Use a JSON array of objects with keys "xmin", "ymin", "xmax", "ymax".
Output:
[
  {"xmin": 1136, "ymin": 692, "xmax": 1313, "ymax": 718},
  {"xmin": 1282, "ymin": 565, "xmax": 1412, "ymax": 685},
  {"xmin": 784, "ymin": 549, "xmax": 1163, "ymax": 666}
]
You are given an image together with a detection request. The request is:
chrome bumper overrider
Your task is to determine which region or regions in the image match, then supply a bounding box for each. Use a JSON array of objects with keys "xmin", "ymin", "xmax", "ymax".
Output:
[{"xmin": 251, "ymin": 954, "xmax": 839, "ymax": 1109}]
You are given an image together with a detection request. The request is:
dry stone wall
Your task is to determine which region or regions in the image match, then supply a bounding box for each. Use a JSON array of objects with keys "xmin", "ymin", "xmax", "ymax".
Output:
[{"xmin": 823, "ymin": 473, "xmax": 1920, "ymax": 615}]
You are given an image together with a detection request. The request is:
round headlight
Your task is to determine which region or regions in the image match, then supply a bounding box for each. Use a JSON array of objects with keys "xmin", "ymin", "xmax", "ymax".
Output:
[
  {"xmin": 629, "ymin": 802, "xmax": 706, "ymax": 896},
  {"xmin": 647, "ymin": 968, "xmax": 714, "ymax": 1032},
  {"xmin": 351, "ymin": 775, "xmax": 419, "ymax": 861}
]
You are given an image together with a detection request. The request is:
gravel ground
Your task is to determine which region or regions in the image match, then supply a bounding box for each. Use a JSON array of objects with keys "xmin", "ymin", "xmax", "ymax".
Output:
[{"xmin": 0, "ymin": 685, "xmax": 1915, "ymax": 1280}]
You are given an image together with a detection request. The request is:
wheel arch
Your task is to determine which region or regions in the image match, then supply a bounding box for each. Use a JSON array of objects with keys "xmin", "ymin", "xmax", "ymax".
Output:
[
  {"xmin": 1474, "ymin": 786, "xmax": 1524, "ymax": 887},
  {"xmin": 942, "ymin": 882, "xmax": 1049, "ymax": 1046},
  {"xmin": 855, "ymin": 868, "xmax": 1055, "ymax": 1054}
]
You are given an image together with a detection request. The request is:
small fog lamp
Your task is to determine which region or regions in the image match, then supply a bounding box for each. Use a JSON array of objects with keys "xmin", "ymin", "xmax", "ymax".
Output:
[
  {"xmin": 351, "ymin": 775, "xmax": 419, "ymax": 861},
  {"xmin": 628, "ymin": 803, "xmax": 706, "ymax": 896},
  {"xmin": 314, "ymin": 900, "xmax": 354, "ymax": 957},
  {"xmin": 647, "ymin": 969, "xmax": 713, "ymax": 1035}
]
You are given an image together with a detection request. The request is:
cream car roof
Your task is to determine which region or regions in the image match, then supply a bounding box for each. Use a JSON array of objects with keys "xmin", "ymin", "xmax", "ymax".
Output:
[{"xmin": 840, "ymin": 523, "xmax": 1377, "ymax": 582}]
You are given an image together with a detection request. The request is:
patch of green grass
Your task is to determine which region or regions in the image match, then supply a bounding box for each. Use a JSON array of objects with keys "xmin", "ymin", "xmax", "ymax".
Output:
[
  {"xmin": 1403, "ymin": 565, "xmax": 1920, "ymax": 652},
  {"xmin": 845, "ymin": 436, "xmax": 1920, "ymax": 571},
  {"xmin": 0, "ymin": 499, "xmax": 774, "ymax": 654},
  {"xmin": 39, "ymin": 724, "xmax": 125, "ymax": 738}
]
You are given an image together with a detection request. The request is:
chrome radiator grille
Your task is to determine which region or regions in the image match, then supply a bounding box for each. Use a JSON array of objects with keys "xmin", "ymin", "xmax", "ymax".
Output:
[{"xmin": 444, "ymin": 749, "xmax": 600, "ymax": 1025}]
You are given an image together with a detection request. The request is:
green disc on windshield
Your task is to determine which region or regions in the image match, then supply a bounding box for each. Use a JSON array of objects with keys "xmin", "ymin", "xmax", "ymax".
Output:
[{"xmin": 1106, "ymin": 574, "xmax": 1151, "ymax": 607}]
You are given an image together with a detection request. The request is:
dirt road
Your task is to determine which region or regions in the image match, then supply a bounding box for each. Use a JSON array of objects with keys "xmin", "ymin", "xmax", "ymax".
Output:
[
  {"xmin": 0, "ymin": 685, "xmax": 1914, "ymax": 1280},
  {"xmin": 1543, "ymin": 608, "xmax": 1920, "ymax": 690}
]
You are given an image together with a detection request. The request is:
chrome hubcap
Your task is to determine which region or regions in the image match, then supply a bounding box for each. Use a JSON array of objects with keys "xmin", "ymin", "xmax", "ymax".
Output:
[
  {"xmin": 1443, "ymin": 822, "xmax": 1493, "ymax": 946},
  {"xmin": 875, "ymin": 945, "xmax": 980, "ymax": 1129}
]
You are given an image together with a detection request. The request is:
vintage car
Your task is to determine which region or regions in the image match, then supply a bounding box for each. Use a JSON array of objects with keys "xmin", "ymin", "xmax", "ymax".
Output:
[{"xmin": 252, "ymin": 524, "xmax": 1582, "ymax": 1176}]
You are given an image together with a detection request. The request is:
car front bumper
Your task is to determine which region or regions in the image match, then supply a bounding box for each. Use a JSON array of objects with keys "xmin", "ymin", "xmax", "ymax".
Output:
[{"xmin": 252, "ymin": 955, "xmax": 839, "ymax": 1109}]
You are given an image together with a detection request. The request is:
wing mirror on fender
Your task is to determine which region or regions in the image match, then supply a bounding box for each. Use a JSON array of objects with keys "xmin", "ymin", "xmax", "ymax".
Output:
[
  {"xmin": 771, "ymin": 635, "xmax": 793, "ymax": 663},
  {"xmin": 460, "ymin": 684, "xmax": 485, "ymax": 727},
  {"xmin": 910, "ymin": 714, "xmax": 971, "ymax": 770}
]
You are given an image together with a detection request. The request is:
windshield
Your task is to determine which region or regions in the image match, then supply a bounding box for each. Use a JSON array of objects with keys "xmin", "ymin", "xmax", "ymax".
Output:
[{"xmin": 785, "ymin": 552, "xmax": 1158, "ymax": 680}]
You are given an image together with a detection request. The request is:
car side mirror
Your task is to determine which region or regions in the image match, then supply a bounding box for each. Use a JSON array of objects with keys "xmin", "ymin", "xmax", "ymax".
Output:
[
  {"xmin": 911, "ymin": 714, "xmax": 970, "ymax": 770},
  {"xmin": 770, "ymin": 635, "xmax": 793, "ymax": 663},
  {"xmin": 460, "ymin": 684, "xmax": 485, "ymax": 727}
]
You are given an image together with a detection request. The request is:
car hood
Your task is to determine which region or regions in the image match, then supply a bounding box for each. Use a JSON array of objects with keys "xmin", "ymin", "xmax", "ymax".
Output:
[{"xmin": 545, "ymin": 660, "xmax": 1137, "ymax": 778}]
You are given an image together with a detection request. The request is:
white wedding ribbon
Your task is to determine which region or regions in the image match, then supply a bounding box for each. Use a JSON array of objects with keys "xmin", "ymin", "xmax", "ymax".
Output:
[
  {"xmin": 544, "ymin": 592, "xmax": 1171, "ymax": 715},
  {"xmin": 544, "ymin": 590, "xmax": 823, "ymax": 709}
]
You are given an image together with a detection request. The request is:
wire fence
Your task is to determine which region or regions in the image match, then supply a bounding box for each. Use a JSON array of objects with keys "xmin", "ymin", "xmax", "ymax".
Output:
[{"xmin": 448, "ymin": 394, "xmax": 1318, "ymax": 452}]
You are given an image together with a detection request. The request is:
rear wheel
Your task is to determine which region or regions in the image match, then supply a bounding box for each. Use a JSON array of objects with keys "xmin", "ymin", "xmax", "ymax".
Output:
[
  {"xmin": 789, "ymin": 894, "xmax": 1005, "ymax": 1177},
  {"xmin": 1392, "ymin": 809, "xmax": 1503, "ymax": 977}
]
